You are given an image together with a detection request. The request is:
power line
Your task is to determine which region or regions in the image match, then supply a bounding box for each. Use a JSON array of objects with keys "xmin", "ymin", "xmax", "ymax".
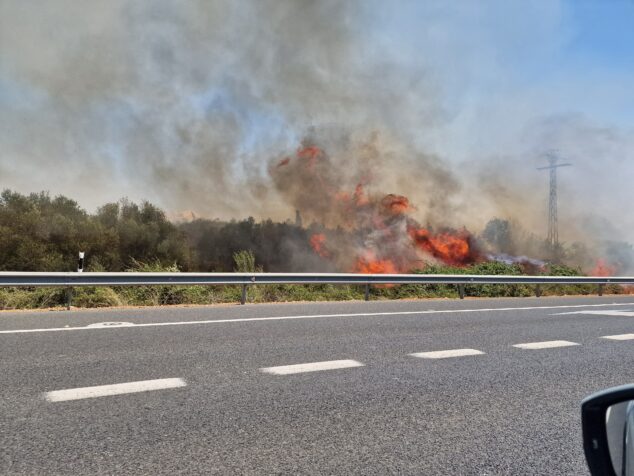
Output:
[{"xmin": 537, "ymin": 151, "xmax": 572, "ymax": 259}]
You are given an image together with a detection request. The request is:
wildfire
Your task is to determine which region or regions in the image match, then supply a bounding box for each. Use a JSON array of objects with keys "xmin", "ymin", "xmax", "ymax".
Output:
[
  {"xmin": 271, "ymin": 140, "xmax": 483, "ymax": 274},
  {"xmin": 309, "ymin": 233, "xmax": 330, "ymax": 258},
  {"xmin": 408, "ymin": 227, "xmax": 475, "ymax": 267},
  {"xmin": 591, "ymin": 259, "xmax": 616, "ymax": 277},
  {"xmin": 354, "ymin": 255, "xmax": 398, "ymax": 274},
  {"xmin": 296, "ymin": 145, "xmax": 323, "ymax": 169}
]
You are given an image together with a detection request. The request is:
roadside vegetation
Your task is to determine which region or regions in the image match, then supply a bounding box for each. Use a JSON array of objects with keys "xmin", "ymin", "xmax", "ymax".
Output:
[{"xmin": 0, "ymin": 190, "xmax": 630, "ymax": 310}]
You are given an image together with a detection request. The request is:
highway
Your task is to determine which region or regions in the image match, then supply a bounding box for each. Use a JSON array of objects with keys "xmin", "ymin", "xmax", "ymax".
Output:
[{"xmin": 2, "ymin": 296, "xmax": 634, "ymax": 475}]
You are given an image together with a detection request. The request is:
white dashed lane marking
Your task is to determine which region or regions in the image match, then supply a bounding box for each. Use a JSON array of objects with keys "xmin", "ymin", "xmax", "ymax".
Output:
[
  {"xmin": 44, "ymin": 378, "xmax": 187, "ymax": 402},
  {"xmin": 602, "ymin": 334, "xmax": 634, "ymax": 341},
  {"xmin": 512, "ymin": 340, "xmax": 579, "ymax": 350},
  {"xmin": 260, "ymin": 359, "xmax": 364, "ymax": 375},
  {"xmin": 38, "ymin": 334, "xmax": 633, "ymax": 400},
  {"xmin": 409, "ymin": 348, "xmax": 485, "ymax": 359}
]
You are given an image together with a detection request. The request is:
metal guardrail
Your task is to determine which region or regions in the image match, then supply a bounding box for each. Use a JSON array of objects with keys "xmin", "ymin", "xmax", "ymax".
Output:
[
  {"xmin": 1, "ymin": 272, "xmax": 633, "ymax": 307},
  {"xmin": 1, "ymin": 271, "xmax": 634, "ymax": 286}
]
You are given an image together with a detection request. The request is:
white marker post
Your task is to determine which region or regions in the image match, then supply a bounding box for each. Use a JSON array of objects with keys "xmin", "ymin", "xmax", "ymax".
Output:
[{"xmin": 67, "ymin": 251, "xmax": 84, "ymax": 310}]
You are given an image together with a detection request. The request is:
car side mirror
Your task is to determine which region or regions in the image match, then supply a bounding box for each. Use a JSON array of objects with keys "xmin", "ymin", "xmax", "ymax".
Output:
[{"xmin": 582, "ymin": 384, "xmax": 634, "ymax": 476}]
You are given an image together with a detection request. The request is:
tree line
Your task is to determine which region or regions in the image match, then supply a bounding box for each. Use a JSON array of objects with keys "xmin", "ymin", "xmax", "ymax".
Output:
[
  {"xmin": 0, "ymin": 189, "xmax": 320, "ymax": 272},
  {"xmin": 1, "ymin": 189, "xmax": 631, "ymax": 275}
]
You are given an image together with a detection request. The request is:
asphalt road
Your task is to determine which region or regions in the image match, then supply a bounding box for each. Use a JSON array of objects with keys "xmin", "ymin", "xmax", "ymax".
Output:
[{"xmin": 2, "ymin": 296, "xmax": 634, "ymax": 475}]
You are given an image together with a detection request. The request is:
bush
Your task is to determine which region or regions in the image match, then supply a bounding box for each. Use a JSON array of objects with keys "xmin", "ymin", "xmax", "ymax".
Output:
[
  {"xmin": 0, "ymin": 287, "xmax": 66, "ymax": 309},
  {"xmin": 72, "ymin": 287, "xmax": 122, "ymax": 308},
  {"xmin": 541, "ymin": 264, "xmax": 594, "ymax": 296},
  {"xmin": 233, "ymin": 250, "xmax": 260, "ymax": 273}
]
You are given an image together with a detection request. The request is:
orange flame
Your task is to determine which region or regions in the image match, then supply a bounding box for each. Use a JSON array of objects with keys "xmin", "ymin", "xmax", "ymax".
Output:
[
  {"xmin": 354, "ymin": 256, "xmax": 398, "ymax": 274},
  {"xmin": 309, "ymin": 233, "xmax": 330, "ymax": 258},
  {"xmin": 297, "ymin": 145, "xmax": 323, "ymax": 170},
  {"xmin": 409, "ymin": 227, "xmax": 474, "ymax": 267},
  {"xmin": 591, "ymin": 259, "xmax": 616, "ymax": 277}
]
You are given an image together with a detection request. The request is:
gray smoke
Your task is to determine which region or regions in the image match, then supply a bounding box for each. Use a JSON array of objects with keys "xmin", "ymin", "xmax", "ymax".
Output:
[
  {"xmin": 1, "ymin": 1, "xmax": 633, "ymax": 270},
  {"xmin": 1, "ymin": 0, "xmax": 443, "ymax": 221}
]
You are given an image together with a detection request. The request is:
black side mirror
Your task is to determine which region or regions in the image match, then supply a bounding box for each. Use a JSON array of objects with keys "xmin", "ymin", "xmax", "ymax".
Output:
[{"xmin": 582, "ymin": 384, "xmax": 634, "ymax": 476}]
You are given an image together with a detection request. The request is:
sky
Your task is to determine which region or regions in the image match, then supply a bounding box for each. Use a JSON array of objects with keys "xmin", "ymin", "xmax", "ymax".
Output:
[{"xmin": 0, "ymin": 0, "xmax": 633, "ymax": 243}]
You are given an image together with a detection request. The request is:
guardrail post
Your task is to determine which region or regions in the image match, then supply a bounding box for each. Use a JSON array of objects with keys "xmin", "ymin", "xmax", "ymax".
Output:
[
  {"xmin": 364, "ymin": 283, "xmax": 370, "ymax": 301},
  {"xmin": 457, "ymin": 284, "xmax": 465, "ymax": 300},
  {"xmin": 535, "ymin": 284, "xmax": 542, "ymax": 298},
  {"xmin": 598, "ymin": 284, "xmax": 604, "ymax": 297},
  {"xmin": 240, "ymin": 284, "xmax": 247, "ymax": 305},
  {"xmin": 66, "ymin": 287, "xmax": 73, "ymax": 310}
]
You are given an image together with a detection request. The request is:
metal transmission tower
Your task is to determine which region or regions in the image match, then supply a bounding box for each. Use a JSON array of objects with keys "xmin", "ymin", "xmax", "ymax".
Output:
[{"xmin": 537, "ymin": 151, "xmax": 572, "ymax": 257}]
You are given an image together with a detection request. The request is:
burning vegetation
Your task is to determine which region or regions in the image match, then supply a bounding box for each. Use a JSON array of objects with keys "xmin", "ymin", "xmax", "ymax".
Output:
[
  {"xmin": 592, "ymin": 259, "xmax": 617, "ymax": 277},
  {"xmin": 271, "ymin": 140, "xmax": 483, "ymax": 273},
  {"xmin": 268, "ymin": 138, "xmax": 634, "ymax": 277}
]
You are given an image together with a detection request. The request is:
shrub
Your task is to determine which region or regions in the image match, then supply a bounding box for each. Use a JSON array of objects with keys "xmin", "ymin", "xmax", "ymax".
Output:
[
  {"xmin": 0, "ymin": 287, "xmax": 66, "ymax": 309},
  {"xmin": 72, "ymin": 287, "xmax": 122, "ymax": 308}
]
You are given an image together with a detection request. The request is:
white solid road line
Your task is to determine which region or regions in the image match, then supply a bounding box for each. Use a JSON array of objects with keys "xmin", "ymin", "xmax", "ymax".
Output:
[
  {"xmin": 602, "ymin": 334, "xmax": 634, "ymax": 341},
  {"xmin": 44, "ymin": 378, "xmax": 187, "ymax": 402},
  {"xmin": 513, "ymin": 340, "xmax": 579, "ymax": 350},
  {"xmin": 554, "ymin": 310, "xmax": 634, "ymax": 317},
  {"xmin": 2, "ymin": 302, "xmax": 634, "ymax": 335},
  {"xmin": 260, "ymin": 359, "xmax": 364, "ymax": 375},
  {"xmin": 410, "ymin": 348, "xmax": 485, "ymax": 359}
]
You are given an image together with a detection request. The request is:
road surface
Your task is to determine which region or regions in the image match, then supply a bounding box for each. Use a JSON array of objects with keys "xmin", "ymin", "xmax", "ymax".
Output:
[{"xmin": 2, "ymin": 296, "xmax": 634, "ymax": 475}]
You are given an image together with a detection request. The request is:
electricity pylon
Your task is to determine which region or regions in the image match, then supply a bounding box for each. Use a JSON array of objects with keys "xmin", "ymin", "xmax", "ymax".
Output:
[{"xmin": 537, "ymin": 151, "xmax": 572, "ymax": 260}]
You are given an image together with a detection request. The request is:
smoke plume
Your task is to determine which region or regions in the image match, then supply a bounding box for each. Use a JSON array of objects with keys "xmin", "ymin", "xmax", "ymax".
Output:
[{"xmin": 1, "ymin": 1, "xmax": 633, "ymax": 273}]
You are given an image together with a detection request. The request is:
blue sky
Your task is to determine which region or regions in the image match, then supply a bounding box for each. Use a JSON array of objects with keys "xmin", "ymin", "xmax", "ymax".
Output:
[{"xmin": 567, "ymin": 1, "xmax": 634, "ymax": 70}]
